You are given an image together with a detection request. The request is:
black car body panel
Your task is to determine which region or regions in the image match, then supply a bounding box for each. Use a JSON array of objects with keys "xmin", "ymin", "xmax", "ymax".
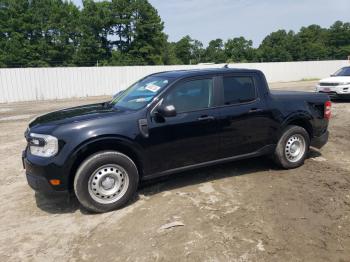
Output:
[{"xmin": 23, "ymin": 68, "xmax": 330, "ymax": 194}]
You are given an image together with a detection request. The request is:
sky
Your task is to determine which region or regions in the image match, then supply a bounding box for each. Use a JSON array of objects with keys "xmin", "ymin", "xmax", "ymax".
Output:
[{"xmin": 72, "ymin": 0, "xmax": 350, "ymax": 47}]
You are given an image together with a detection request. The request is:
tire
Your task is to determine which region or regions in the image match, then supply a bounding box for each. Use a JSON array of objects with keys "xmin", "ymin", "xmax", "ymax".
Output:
[
  {"xmin": 273, "ymin": 125, "xmax": 310, "ymax": 169},
  {"xmin": 74, "ymin": 151, "xmax": 139, "ymax": 213}
]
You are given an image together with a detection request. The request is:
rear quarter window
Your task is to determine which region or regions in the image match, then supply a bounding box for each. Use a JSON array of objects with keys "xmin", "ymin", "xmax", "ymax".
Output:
[{"xmin": 223, "ymin": 76, "xmax": 257, "ymax": 105}]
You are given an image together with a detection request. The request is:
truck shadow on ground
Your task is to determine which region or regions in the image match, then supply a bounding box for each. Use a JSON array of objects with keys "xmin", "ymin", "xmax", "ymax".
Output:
[
  {"xmin": 35, "ymin": 192, "xmax": 80, "ymax": 214},
  {"xmin": 139, "ymin": 156, "xmax": 275, "ymax": 196},
  {"xmin": 139, "ymin": 149, "xmax": 322, "ymax": 197},
  {"xmin": 35, "ymin": 149, "xmax": 322, "ymax": 214}
]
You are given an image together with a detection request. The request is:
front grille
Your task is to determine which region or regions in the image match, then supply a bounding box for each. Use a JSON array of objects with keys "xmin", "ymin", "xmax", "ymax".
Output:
[
  {"xmin": 320, "ymin": 83, "xmax": 339, "ymax": 86},
  {"xmin": 319, "ymin": 91, "xmax": 337, "ymax": 96}
]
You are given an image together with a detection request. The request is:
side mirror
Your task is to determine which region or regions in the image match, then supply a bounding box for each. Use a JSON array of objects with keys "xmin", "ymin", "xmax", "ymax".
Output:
[
  {"xmin": 157, "ymin": 104, "xmax": 177, "ymax": 118},
  {"xmin": 330, "ymin": 74, "xmax": 335, "ymax": 77}
]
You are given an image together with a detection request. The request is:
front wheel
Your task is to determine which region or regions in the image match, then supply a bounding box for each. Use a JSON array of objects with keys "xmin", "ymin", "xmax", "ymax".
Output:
[
  {"xmin": 74, "ymin": 151, "xmax": 139, "ymax": 213},
  {"xmin": 273, "ymin": 125, "xmax": 310, "ymax": 169}
]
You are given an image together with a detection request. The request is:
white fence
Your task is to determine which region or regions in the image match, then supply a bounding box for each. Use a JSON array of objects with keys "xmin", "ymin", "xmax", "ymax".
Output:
[{"xmin": 0, "ymin": 60, "xmax": 349, "ymax": 103}]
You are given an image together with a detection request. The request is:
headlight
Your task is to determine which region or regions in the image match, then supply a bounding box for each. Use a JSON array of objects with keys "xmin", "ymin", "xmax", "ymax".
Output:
[
  {"xmin": 29, "ymin": 133, "xmax": 58, "ymax": 157},
  {"xmin": 340, "ymin": 82, "xmax": 350, "ymax": 85}
]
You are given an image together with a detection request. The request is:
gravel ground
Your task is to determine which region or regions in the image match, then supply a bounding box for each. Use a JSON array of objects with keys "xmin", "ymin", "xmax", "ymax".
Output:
[{"xmin": 0, "ymin": 81, "xmax": 349, "ymax": 262}]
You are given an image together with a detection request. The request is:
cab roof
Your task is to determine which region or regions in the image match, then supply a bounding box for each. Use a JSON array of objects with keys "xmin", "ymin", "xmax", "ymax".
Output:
[{"xmin": 151, "ymin": 68, "xmax": 261, "ymax": 79}]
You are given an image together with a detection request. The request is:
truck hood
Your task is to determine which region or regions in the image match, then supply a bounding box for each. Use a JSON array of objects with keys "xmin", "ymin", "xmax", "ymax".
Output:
[
  {"xmin": 319, "ymin": 76, "xmax": 350, "ymax": 83},
  {"xmin": 29, "ymin": 102, "xmax": 120, "ymax": 128}
]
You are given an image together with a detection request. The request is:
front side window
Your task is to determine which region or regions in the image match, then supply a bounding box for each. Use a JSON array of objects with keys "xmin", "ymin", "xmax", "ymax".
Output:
[
  {"xmin": 223, "ymin": 76, "xmax": 256, "ymax": 105},
  {"xmin": 111, "ymin": 76, "xmax": 173, "ymax": 110},
  {"xmin": 164, "ymin": 78, "xmax": 213, "ymax": 113}
]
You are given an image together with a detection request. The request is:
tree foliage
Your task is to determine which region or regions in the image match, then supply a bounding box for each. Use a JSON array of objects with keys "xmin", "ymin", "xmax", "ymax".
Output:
[
  {"xmin": 0, "ymin": 0, "xmax": 167, "ymax": 67},
  {"xmin": 225, "ymin": 37, "xmax": 254, "ymax": 63},
  {"xmin": 0, "ymin": 0, "xmax": 349, "ymax": 67}
]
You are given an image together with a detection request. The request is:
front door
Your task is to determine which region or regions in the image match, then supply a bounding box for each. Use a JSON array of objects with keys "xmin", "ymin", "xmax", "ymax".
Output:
[{"xmin": 143, "ymin": 77, "xmax": 221, "ymax": 175}]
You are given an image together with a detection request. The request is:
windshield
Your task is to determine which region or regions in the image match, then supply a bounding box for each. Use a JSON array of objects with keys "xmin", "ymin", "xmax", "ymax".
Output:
[
  {"xmin": 334, "ymin": 67, "xmax": 350, "ymax": 77},
  {"xmin": 111, "ymin": 76, "xmax": 173, "ymax": 110}
]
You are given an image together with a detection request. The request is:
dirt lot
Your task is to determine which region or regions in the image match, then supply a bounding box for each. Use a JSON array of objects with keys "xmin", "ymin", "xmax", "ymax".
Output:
[{"xmin": 0, "ymin": 81, "xmax": 349, "ymax": 262}]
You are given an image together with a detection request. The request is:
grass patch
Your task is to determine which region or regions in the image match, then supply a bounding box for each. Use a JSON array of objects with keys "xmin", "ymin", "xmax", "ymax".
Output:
[{"xmin": 300, "ymin": 78, "xmax": 320, "ymax": 81}]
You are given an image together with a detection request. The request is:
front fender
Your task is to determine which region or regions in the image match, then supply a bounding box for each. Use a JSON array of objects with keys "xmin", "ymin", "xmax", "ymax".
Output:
[{"xmin": 64, "ymin": 135, "xmax": 146, "ymax": 190}]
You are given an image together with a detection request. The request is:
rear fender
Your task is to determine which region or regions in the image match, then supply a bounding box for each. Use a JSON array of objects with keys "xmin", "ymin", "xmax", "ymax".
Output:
[{"xmin": 280, "ymin": 112, "xmax": 314, "ymax": 139}]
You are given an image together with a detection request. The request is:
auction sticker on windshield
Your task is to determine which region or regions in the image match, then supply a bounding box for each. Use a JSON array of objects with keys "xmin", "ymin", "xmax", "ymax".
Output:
[{"xmin": 145, "ymin": 85, "xmax": 161, "ymax": 93}]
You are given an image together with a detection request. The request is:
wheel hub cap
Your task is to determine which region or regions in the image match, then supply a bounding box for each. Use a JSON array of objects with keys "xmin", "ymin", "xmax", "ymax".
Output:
[
  {"xmin": 101, "ymin": 176, "xmax": 116, "ymax": 190},
  {"xmin": 285, "ymin": 135, "xmax": 306, "ymax": 163},
  {"xmin": 88, "ymin": 164, "xmax": 129, "ymax": 204},
  {"xmin": 290, "ymin": 142, "xmax": 300, "ymax": 155}
]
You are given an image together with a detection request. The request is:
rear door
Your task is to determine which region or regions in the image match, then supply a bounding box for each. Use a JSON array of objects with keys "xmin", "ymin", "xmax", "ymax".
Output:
[{"xmin": 216, "ymin": 73, "xmax": 273, "ymax": 158}]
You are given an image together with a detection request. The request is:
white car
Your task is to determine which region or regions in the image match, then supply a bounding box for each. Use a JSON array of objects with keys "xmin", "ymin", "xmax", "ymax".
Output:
[{"xmin": 316, "ymin": 66, "xmax": 350, "ymax": 99}]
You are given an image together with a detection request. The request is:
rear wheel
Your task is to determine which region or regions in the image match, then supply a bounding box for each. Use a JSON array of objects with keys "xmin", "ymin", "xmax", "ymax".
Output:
[
  {"xmin": 273, "ymin": 125, "xmax": 310, "ymax": 169},
  {"xmin": 74, "ymin": 151, "xmax": 139, "ymax": 213}
]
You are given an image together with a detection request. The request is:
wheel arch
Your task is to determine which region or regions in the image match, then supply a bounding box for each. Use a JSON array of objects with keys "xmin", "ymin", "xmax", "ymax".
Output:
[
  {"xmin": 67, "ymin": 136, "xmax": 144, "ymax": 191},
  {"xmin": 282, "ymin": 114, "xmax": 314, "ymax": 139}
]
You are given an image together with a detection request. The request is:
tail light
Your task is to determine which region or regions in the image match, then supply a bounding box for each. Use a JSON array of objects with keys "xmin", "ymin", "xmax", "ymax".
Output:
[{"xmin": 324, "ymin": 101, "xmax": 331, "ymax": 119}]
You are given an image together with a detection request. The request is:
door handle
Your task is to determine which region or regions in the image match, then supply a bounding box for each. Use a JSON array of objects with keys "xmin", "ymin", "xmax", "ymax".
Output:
[
  {"xmin": 197, "ymin": 115, "xmax": 215, "ymax": 121},
  {"xmin": 249, "ymin": 108, "xmax": 263, "ymax": 113}
]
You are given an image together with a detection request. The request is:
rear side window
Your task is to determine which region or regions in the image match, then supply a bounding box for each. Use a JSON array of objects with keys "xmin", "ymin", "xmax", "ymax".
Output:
[{"xmin": 223, "ymin": 76, "xmax": 257, "ymax": 105}]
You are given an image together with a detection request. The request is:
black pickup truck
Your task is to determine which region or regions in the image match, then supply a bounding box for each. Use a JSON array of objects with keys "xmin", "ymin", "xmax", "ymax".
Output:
[{"xmin": 23, "ymin": 68, "xmax": 330, "ymax": 213}]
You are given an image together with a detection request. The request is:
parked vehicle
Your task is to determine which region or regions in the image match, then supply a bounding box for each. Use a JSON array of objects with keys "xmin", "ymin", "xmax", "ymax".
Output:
[
  {"xmin": 316, "ymin": 66, "xmax": 350, "ymax": 99},
  {"xmin": 23, "ymin": 68, "xmax": 331, "ymax": 213}
]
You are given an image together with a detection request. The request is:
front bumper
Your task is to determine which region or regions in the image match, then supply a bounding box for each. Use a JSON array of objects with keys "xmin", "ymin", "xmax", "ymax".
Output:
[
  {"xmin": 310, "ymin": 130, "xmax": 329, "ymax": 149},
  {"xmin": 23, "ymin": 150, "xmax": 69, "ymax": 195},
  {"xmin": 316, "ymin": 84, "xmax": 350, "ymax": 99},
  {"xmin": 25, "ymin": 173, "xmax": 68, "ymax": 195}
]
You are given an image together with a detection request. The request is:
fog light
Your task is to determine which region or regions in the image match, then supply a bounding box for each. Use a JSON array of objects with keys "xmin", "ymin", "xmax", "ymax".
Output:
[{"xmin": 50, "ymin": 179, "xmax": 61, "ymax": 186}]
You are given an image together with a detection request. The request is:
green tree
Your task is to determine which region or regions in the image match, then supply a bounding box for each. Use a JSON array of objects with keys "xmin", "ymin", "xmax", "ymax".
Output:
[
  {"xmin": 0, "ymin": 0, "xmax": 80, "ymax": 67},
  {"xmin": 110, "ymin": 0, "xmax": 133, "ymax": 52},
  {"xmin": 191, "ymin": 39, "xmax": 204, "ymax": 64},
  {"xmin": 296, "ymin": 25, "xmax": 329, "ymax": 61},
  {"xmin": 1, "ymin": 1, "xmax": 350, "ymax": 67},
  {"xmin": 174, "ymin": 36, "xmax": 193, "ymax": 64},
  {"xmin": 74, "ymin": 0, "xmax": 111, "ymax": 66},
  {"xmin": 31, "ymin": 0, "xmax": 80, "ymax": 66},
  {"xmin": 204, "ymin": 39, "xmax": 226, "ymax": 63},
  {"xmin": 327, "ymin": 21, "xmax": 350, "ymax": 59},
  {"xmin": 0, "ymin": 0, "xmax": 32, "ymax": 67},
  {"xmin": 258, "ymin": 30, "xmax": 295, "ymax": 62},
  {"xmin": 127, "ymin": 0, "xmax": 168, "ymax": 65},
  {"xmin": 162, "ymin": 42, "xmax": 181, "ymax": 65},
  {"xmin": 225, "ymin": 37, "xmax": 255, "ymax": 62},
  {"xmin": 173, "ymin": 35, "xmax": 204, "ymax": 64}
]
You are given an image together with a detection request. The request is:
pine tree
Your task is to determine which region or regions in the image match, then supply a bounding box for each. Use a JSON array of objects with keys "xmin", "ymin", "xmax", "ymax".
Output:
[{"xmin": 128, "ymin": 0, "xmax": 167, "ymax": 65}]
